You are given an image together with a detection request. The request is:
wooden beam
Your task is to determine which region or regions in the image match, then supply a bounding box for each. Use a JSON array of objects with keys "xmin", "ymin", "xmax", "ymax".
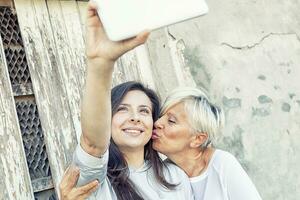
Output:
[
  {"xmin": 0, "ymin": 0, "xmax": 13, "ymax": 7},
  {"xmin": 47, "ymin": 0, "xmax": 86, "ymax": 141}
]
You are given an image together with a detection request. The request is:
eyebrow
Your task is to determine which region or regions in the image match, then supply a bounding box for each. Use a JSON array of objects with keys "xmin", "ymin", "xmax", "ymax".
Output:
[
  {"xmin": 119, "ymin": 103, "xmax": 152, "ymax": 110},
  {"xmin": 167, "ymin": 112, "xmax": 178, "ymax": 120}
]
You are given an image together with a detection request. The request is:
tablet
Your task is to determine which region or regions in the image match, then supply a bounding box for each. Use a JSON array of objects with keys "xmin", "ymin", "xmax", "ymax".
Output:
[{"xmin": 94, "ymin": 0, "xmax": 209, "ymax": 41}]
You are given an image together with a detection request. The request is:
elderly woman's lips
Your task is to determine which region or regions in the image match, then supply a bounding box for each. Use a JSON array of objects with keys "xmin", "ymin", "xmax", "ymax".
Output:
[{"xmin": 152, "ymin": 130, "xmax": 159, "ymax": 139}]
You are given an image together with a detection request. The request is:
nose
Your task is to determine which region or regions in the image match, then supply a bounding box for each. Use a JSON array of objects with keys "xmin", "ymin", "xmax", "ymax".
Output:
[
  {"xmin": 129, "ymin": 112, "xmax": 140, "ymax": 123},
  {"xmin": 154, "ymin": 118, "xmax": 164, "ymax": 129}
]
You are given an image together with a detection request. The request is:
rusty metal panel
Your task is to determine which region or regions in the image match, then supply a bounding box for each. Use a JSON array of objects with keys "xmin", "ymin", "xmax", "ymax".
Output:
[
  {"xmin": 0, "ymin": 6, "xmax": 23, "ymax": 46},
  {"xmin": 4, "ymin": 47, "xmax": 33, "ymax": 95},
  {"xmin": 0, "ymin": 28, "xmax": 34, "ymax": 200},
  {"xmin": 0, "ymin": 7, "xmax": 33, "ymax": 96},
  {"xmin": 15, "ymin": 99, "xmax": 51, "ymax": 180}
]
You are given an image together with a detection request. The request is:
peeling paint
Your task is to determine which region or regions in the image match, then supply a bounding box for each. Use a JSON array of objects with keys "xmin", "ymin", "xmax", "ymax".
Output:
[
  {"xmin": 222, "ymin": 96, "xmax": 241, "ymax": 108},
  {"xmin": 281, "ymin": 103, "xmax": 291, "ymax": 112},
  {"xmin": 183, "ymin": 47, "xmax": 211, "ymax": 89},
  {"xmin": 258, "ymin": 75, "xmax": 266, "ymax": 80},
  {"xmin": 289, "ymin": 93, "xmax": 296, "ymax": 99},
  {"xmin": 219, "ymin": 125, "xmax": 249, "ymax": 170},
  {"xmin": 164, "ymin": 29, "xmax": 196, "ymax": 87},
  {"xmin": 274, "ymin": 85, "xmax": 280, "ymax": 90},
  {"xmin": 252, "ymin": 107, "xmax": 270, "ymax": 117},
  {"xmin": 258, "ymin": 95, "xmax": 273, "ymax": 104}
]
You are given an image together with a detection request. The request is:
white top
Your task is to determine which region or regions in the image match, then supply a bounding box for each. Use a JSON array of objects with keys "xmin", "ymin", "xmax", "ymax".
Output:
[
  {"xmin": 73, "ymin": 145, "xmax": 194, "ymax": 200},
  {"xmin": 190, "ymin": 149, "xmax": 262, "ymax": 200}
]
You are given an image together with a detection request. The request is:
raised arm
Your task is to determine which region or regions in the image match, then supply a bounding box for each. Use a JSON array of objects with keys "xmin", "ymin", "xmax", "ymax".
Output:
[{"xmin": 80, "ymin": 1, "xmax": 149, "ymax": 157}]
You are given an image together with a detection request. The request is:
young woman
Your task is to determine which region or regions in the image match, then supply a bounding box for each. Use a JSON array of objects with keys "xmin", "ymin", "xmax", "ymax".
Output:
[
  {"xmin": 152, "ymin": 87, "xmax": 262, "ymax": 200},
  {"xmin": 59, "ymin": 2, "xmax": 193, "ymax": 200}
]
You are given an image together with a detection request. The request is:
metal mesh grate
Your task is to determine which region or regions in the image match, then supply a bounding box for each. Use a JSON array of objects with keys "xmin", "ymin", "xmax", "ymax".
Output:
[
  {"xmin": 15, "ymin": 99, "xmax": 51, "ymax": 180},
  {"xmin": 4, "ymin": 47, "xmax": 32, "ymax": 87},
  {"xmin": 34, "ymin": 189, "xmax": 58, "ymax": 200},
  {"xmin": 0, "ymin": 7, "xmax": 23, "ymax": 46},
  {"xmin": 1, "ymin": 6, "xmax": 32, "ymax": 96}
]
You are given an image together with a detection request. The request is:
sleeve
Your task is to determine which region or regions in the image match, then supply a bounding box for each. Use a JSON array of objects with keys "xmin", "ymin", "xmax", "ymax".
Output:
[
  {"xmin": 224, "ymin": 154, "xmax": 262, "ymax": 200},
  {"xmin": 73, "ymin": 144, "xmax": 109, "ymax": 187}
]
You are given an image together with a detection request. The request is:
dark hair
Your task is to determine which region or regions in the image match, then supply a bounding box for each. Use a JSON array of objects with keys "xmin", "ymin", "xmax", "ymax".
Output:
[{"xmin": 107, "ymin": 81, "xmax": 176, "ymax": 200}]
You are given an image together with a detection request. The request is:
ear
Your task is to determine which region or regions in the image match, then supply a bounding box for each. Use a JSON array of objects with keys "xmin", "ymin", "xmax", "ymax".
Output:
[{"xmin": 190, "ymin": 132, "xmax": 208, "ymax": 148}]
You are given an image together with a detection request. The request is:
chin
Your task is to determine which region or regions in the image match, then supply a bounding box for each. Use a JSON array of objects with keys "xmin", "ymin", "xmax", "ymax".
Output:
[
  {"xmin": 152, "ymin": 140, "xmax": 160, "ymax": 151},
  {"xmin": 127, "ymin": 139, "xmax": 150, "ymax": 149}
]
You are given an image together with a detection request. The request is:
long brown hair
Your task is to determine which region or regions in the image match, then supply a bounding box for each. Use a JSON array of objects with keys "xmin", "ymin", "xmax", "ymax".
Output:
[{"xmin": 107, "ymin": 81, "xmax": 176, "ymax": 200}]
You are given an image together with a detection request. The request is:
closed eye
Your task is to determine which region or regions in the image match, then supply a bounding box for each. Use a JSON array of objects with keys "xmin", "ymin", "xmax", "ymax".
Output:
[
  {"xmin": 168, "ymin": 119, "xmax": 176, "ymax": 124},
  {"xmin": 117, "ymin": 106, "xmax": 128, "ymax": 112},
  {"xmin": 140, "ymin": 108, "xmax": 151, "ymax": 114}
]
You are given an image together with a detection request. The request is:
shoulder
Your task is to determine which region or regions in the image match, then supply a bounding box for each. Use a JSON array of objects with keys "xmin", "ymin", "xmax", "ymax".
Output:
[
  {"xmin": 211, "ymin": 149, "xmax": 240, "ymax": 168},
  {"xmin": 210, "ymin": 149, "xmax": 248, "ymax": 180},
  {"xmin": 208, "ymin": 149, "xmax": 245, "ymax": 178}
]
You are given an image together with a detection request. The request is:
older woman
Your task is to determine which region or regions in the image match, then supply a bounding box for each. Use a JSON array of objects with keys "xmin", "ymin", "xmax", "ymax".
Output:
[{"xmin": 152, "ymin": 87, "xmax": 262, "ymax": 200}]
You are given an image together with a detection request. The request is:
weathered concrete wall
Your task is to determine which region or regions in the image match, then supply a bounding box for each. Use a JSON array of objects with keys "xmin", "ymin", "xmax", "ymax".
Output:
[{"xmin": 149, "ymin": 0, "xmax": 300, "ymax": 199}]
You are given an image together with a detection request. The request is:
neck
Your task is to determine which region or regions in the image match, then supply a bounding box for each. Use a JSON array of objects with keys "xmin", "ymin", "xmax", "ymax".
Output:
[
  {"xmin": 121, "ymin": 147, "xmax": 145, "ymax": 169},
  {"xmin": 168, "ymin": 147, "xmax": 214, "ymax": 178}
]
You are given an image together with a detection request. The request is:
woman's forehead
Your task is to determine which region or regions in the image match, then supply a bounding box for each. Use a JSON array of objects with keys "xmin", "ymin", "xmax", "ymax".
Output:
[
  {"xmin": 121, "ymin": 90, "xmax": 152, "ymax": 107},
  {"xmin": 164, "ymin": 102, "xmax": 187, "ymax": 118}
]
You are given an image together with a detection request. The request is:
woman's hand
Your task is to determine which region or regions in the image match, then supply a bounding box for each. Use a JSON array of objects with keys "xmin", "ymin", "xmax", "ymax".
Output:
[
  {"xmin": 59, "ymin": 165, "xmax": 99, "ymax": 200},
  {"xmin": 86, "ymin": 1, "xmax": 150, "ymax": 62}
]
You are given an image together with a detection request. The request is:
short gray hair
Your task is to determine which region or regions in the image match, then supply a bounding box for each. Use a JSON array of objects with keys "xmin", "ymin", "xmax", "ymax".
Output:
[{"xmin": 161, "ymin": 87, "xmax": 225, "ymax": 148}]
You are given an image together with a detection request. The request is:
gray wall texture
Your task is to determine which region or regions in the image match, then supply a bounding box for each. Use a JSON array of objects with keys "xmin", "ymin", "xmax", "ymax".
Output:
[{"xmin": 157, "ymin": 0, "xmax": 300, "ymax": 199}]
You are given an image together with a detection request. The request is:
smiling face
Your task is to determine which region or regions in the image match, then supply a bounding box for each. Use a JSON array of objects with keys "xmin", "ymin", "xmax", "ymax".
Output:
[
  {"xmin": 111, "ymin": 90, "xmax": 153, "ymax": 153},
  {"xmin": 152, "ymin": 102, "xmax": 195, "ymax": 156}
]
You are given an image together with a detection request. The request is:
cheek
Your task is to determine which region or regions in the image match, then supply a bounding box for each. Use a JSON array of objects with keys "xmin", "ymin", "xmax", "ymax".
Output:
[
  {"xmin": 164, "ymin": 128, "xmax": 180, "ymax": 140},
  {"xmin": 111, "ymin": 114, "xmax": 126, "ymax": 140},
  {"xmin": 164, "ymin": 127, "xmax": 190, "ymax": 146},
  {"xmin": 143, "ymin": 116, "xmax": 154, "ymax": 129}
]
